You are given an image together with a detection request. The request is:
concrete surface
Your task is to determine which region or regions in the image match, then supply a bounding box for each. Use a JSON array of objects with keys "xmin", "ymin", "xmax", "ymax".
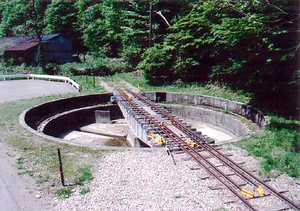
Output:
[
  {"xmin": 0, "ymin": 80, "xmax": 77, "ymax": 103},
  {"xmin": 144, "ymin": 91, "xmax": 267, "ymax": 127},
  {"xmin": 164, "ymin": 104, "xmax": 250, "ymax": 138},
  {"xmin": 63, "ymin": 120, "xmax": 131, "ymax": 148},
  {"xmin": 185, "ymin": 119, "xmax": 237, "ymax": 144}
]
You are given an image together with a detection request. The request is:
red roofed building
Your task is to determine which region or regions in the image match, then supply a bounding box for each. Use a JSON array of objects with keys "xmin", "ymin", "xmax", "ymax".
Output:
[{"xmin": 0, "ymin": 33, "xmax": 73, "ymax": 65}]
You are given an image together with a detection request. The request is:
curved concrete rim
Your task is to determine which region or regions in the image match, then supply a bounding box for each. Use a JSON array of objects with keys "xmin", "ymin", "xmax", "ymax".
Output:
[
  {"xmin": 19, "ymin": 105, "xmax": 162, "ymax": 152},
  {"xmin": 19, "ymin": 92, "xmax": 259, "ymax": 150}
]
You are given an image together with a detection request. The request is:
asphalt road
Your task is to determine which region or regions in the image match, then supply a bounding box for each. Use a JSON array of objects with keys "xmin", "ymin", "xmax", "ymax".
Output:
[
  {"xmin": 0, "ymin": 79, "xmax": 78, "ymax": 103},
  {"xmin": 0, "ymin": 143, "xmax": 50, "ymax": 211},
  {"xmin": 0, "ymin": 79, "xmax": 77, "ymax": 210}
]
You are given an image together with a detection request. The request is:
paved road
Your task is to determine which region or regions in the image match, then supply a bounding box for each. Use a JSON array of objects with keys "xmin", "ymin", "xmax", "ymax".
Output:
[
  {"xmin": 0, "ymin": 79, "xmax": 78, "ymax": 103},
  {"xmin": 0, "ymin": 79, "xmax": 76, "ymax": 210},
  {"xmin": 0, "ymin": 143, "xmax": 50, "ymax": 211}
]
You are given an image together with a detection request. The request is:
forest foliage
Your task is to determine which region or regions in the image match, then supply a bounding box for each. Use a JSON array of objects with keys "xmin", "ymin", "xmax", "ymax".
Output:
[{"xmin": 0, "ymin": 0, "xmax": 299, "ymax": 117}]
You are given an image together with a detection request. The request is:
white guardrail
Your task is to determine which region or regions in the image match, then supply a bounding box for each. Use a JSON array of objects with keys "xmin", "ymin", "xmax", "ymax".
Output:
[{"xmin": 0, "ymin": 74, "xmax": 80, "ymax": 91}]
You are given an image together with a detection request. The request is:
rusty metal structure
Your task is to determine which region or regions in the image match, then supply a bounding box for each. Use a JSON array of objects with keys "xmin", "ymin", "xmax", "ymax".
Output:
[
  {"xmin": 1, "ymin": 33, "xmax": 72, "ymax": 65},
  {"xmin": 115, "ymin": 89, "xmax": 300, "ymax": 211}
]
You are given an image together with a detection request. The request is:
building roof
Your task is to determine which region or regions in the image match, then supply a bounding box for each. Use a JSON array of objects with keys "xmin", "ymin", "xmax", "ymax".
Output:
[{"xmin": 0, "ymin": 33, "xmax": 61, "ymax": 52}]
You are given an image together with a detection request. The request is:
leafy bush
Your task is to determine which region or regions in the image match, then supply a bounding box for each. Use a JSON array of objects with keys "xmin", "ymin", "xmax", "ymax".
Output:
[
  {"xmin": 45, "ymin": 58, "xmax": 130, "ymax": 77},
  {"xmin": 121, "ymin": 45, "xmax": 143, "ymax": 68},
  {"xmin": 138, "ymin": 45, "xmax": 175, "ymax": 85}
]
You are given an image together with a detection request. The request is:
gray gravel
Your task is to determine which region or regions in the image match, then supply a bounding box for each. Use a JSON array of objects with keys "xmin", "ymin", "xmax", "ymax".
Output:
[{"xmin": 51, "ymin": 146, "xmax": 300, "ymax": 211}]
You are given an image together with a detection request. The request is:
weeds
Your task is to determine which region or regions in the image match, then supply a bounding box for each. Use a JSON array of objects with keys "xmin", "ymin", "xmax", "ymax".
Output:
[
  {"xmin": 103, "ymin": 72, "xmax": 252, "ymax": 103},
  {"xmin": 18, "ymin": 170, "xmax": 34, "ymax": 176},
  {"xmin": 55, "ymin": 187, "xmax": 72, "ymax": 198},
  {"xmin": 80, "ymin": 187, "xmax": 90, "ymax": 195},
  {"xmin": 75, "ymin": 166, "xmax": 93, "ymax": 185},
  {"xmin": 71, "ymin": 75, "xmax": 104, "ymax": 94},
  {"xmin": 17, "ymin": 157, "xmax": 25, "ymax": 165},
  {"xmin": 36, "ymin": 175, "xmax": 50, "ymax": 184},
  {"xmin": 236, "ymin": 115, "xmax": 300, "ymax": 178}
]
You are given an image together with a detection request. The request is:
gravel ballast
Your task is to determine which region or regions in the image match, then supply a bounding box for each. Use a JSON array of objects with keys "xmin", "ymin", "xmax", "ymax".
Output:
[{"xmin": 51, "ymin": 146, "xmax": 300, "ymax": 211}]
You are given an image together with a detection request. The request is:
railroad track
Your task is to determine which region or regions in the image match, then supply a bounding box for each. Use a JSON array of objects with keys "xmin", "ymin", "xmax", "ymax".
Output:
[{"xmin": 115, "ymin": 89, "xmax": 300, "ymax": 211}]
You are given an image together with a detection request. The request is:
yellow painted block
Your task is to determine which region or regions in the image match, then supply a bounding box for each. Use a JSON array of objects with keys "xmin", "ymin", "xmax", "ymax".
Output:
[
  {"xmin": 150, "ymin": 133, "xmax": 155, "ymax": 140},
  {"xmin": 241, "ymin": 189, "xmax": 254, "ymax": 198},
  {"xmin": 157, "ymin": 136, "xmax": 165, "ymax": 145},
  {"xmin": 257, "ymin": 186, "xmax": 264, "ymax": 197}
]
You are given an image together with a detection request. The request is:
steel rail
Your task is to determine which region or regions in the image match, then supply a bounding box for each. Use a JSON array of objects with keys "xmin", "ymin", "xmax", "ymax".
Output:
[
  {"xmin": 126, "ymin": 90, "xmax": 300, "ymax": 211},
  {"xmin": 127, "ymin": 90, "xmax": 264, "ymax": 186},
  {"xmin": 117, "ymin": 90, "xmax": 256, "ymax": 210}
]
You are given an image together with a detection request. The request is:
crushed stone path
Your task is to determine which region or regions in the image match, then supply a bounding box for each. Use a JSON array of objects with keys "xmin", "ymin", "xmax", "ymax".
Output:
[{"xmin": 51, "ymin": 148, "xmax": 300, "ymax": 211}]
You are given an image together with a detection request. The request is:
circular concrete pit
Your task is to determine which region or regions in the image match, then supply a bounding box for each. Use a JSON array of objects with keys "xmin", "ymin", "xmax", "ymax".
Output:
[{"xmin": 20, "ymin": 92, "xmax": 259, "ymax": 148}]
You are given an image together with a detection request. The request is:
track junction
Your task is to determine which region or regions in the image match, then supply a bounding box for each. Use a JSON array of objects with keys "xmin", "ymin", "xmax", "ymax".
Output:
[{"xmin": 115, "ymin": 89, "xmax": 300, "ymax": 211}]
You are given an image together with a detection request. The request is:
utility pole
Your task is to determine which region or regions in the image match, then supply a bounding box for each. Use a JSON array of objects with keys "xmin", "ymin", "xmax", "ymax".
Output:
[{"xmin": 149, "ymin": 0, "xmax": 153, "ymax": 48}]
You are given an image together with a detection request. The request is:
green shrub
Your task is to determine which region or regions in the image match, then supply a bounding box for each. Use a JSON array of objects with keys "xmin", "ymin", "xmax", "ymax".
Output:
[
  {"xmin": 121, "ymin": 45, "xmax": 143, "ymax": 68},
  {"xmin": 45, "ymin": 58, "xmax": 130, "ymax": 77},
  {"xmin": 138, "ymin": 45, "xmax": 175, "ymax": 85}
]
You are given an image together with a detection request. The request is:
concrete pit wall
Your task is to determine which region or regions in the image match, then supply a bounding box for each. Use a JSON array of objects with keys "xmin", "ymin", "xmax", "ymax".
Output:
[
  {"xmin": 22, "ymin": 93, "xmax": 125, "ymax": 139},
  {"xmin": 25, "ymin": 93, "xmax": 113, "ymax": 130},
  {"xmin": 143, "ymin": 92, "xmax": 267, "ymax": 127},
  {"xmin": 43, "ymin": 104, "xmax": 123, "ymax": 138},
  {"xmin": 163, "ymin": 104, "xmax": 249, "ymax": 137}
]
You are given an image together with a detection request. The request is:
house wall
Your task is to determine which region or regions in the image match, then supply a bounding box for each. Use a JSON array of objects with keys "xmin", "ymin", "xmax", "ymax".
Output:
[
  {"xmin": 4, "ymin": 35, "xmax": 73, "ymax": 65},
  {"xmin": 43, "ymin": 36, "xmax": 73, "ymax": 64}
]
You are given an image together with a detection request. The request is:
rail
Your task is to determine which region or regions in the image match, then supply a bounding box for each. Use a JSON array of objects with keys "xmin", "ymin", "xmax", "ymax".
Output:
[
  {"xmin": 0, "ymin": 74, "xmax": 80, "ymax": 91},
  {"xmin": 117, "ymin": 89, "xmax": 300, "ymax": 211}
]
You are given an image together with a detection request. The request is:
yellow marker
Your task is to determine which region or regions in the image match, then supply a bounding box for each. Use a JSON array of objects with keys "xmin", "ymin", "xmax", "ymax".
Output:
[
  {"xmin": 185, "ymin": 139, "xmax": 196, "ymax": 147},
  {"xmin": 241, "ymin": 189, "xmax": 254, "ymax": 198},
  {"xmin": 166, "ymin": 120, "xmax": 172, "ymax": 125},
  {"xmin": 150, "ymin": 133, "xmax": 155, "ymax": 140},
  {"xmin": 185, "ymin": 139, "xmax": 192, "ymax": 144},
  {"xmin": 190, "ymin": 142, "xmax": 199, "ymax": 148},
  {"xmin": 257, "ymin": 186, "xmax": 264, "ymax": 197},
  {"xmin": 157, "ymin": 136, "xmax": 165, "ymax": 145},
  {"xmin": 137, "ymin": 84, "xmax": 140, "ymax": 93}
]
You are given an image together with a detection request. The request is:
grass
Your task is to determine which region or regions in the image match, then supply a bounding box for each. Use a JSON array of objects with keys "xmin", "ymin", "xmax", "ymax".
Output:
[
  {"xmin": 71, "ymin": 75, "xmax": 105, "ymax": 94},
  {"xmin": 80, "ymin": 187, "xmax": 90, "ymax": 195},
  {"xmin": 55, "ymin": 187, "xmax": 72, "ymax": 198},
  {"xmin": 36, "ymin": 175, "xmax": 50, "ymax": 184},
  {"xmin": 18, "ymin": 170, "xmax": 34, "ymax": 176},
  {"xmin": 235, "ymin": 115, "xmax": 300, "ymax": 178},
  {"xmin": 103, "ymin": 72, "xmax": 252, "ymax": 103},
  {"xmin": 17, "ymin": 157, "xmax": 25, "ymax": 165},
  {"xmin": 0, "ymin": 94, "xmax": 112, "ymax": 196},
  {"xmin": 74, "ymin": 166, "xmax": 93, "ymax": 185}
]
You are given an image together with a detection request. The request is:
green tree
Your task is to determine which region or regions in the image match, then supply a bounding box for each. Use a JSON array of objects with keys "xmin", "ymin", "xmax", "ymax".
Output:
[
  {"xmin": 44, "ymin": 0, "xmax": 83, "ymax": 53},
  {"xmin": 0, "ymin": 0, "xmax": 30, "ymax": 36},
  {"xmin": 82, "ymin": 0, "xmax": 124, "ymax": 57}
]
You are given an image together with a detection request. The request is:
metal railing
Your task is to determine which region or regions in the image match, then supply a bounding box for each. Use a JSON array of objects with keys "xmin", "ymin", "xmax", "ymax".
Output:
[{"xmin": 0, "ymin": 74, "xmax": 79, "ymax": 91}]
